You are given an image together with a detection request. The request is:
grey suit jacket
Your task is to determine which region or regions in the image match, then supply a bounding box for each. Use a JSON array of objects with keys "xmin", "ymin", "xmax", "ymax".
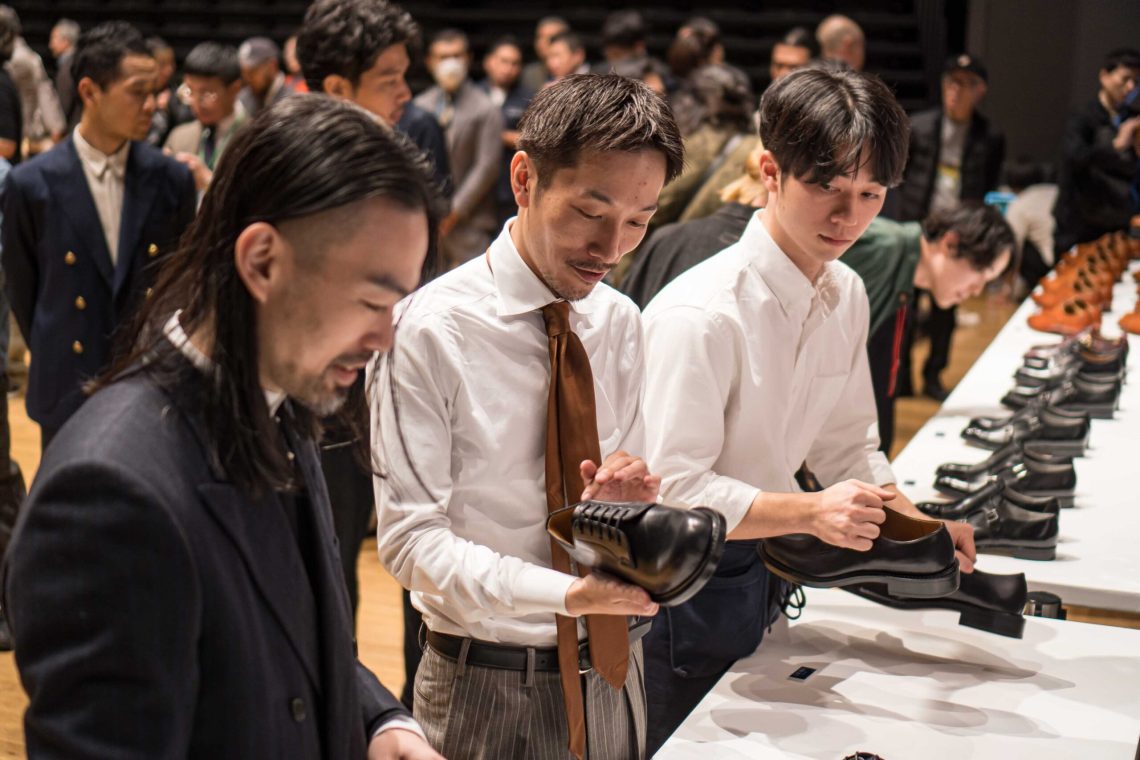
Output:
[{"xmin": 414, "ymin": 80, "xmax": 503, "ymax": 234}]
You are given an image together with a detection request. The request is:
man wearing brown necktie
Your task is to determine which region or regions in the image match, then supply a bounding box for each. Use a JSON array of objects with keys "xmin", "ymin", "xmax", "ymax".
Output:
[{"xmin": 373, "ymin": 74, "xmax": 684, "ymax": 759}]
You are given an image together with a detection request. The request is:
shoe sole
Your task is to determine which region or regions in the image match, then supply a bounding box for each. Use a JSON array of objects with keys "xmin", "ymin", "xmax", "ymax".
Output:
[
  {"xmin": 757, "ymin": 546, "xmax": 960, "ymax": 599},
  {"xmin": 975, "ymin": 539, "xmax": 1057, "ymax": 561},
  {"xmin": 843, "ymin": 586, "xmax": 1026, "ymax": 639}
]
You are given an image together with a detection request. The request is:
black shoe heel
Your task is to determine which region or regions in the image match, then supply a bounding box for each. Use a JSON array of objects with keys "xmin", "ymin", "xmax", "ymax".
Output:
[
  {"xmin": 958, "ymin": 607, "xmax": 1026, "ymax": 638},
  {"xmin": 885, "ymin": 565, "xmax": 960, "ymax": 599}
]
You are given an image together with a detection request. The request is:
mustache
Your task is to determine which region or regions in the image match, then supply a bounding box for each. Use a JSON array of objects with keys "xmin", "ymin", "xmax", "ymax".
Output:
[{"xmin": 568, "ymin": 261, "xmax": 614, "ymax": 274}]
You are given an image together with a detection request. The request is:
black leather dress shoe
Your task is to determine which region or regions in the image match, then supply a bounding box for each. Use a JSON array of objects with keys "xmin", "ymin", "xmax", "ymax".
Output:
[
  {"xmin": 844, "ymin": 569, "xmax": 1028, "ymax": 638},
  {"xmin": 933, "ymin": 455, "xmax": 1076, "ymax": 506},
  {"xmin": 964, "ymin": 498, "xmax": 1059, "ymax": 561},
  {"xmin": 1001, "ymin": 374, "xmax": 1121, "ymax": 419},
  {"xmin": 935, "ymin": 441, "xmax": 1071, "ymax": 480},
  {"xmin": 0, "ymin": 612, "xmax": 11, "ymax": 652},
  {"xmin": 919, "ymin": 478, "xmax": 1061, "ymax": 520},
  {"xmin": 546, "ymin": 500, "xmax": 725, "ymax": 607},
  {"xmin": 961, "ymin": 406, "xmax": 1090, "ymax": 455},
  {"xmin": 758, "ymin": 507, "xmax": 959, "ymax": 599}
]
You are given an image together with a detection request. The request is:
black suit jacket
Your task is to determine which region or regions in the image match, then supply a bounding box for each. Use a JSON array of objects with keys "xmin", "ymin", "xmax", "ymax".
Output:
[
  {"xmin": 0, "ymin": 137, "xmax": 196, "ymax": 430},
  {"xmin": 2, "ymin": 368, "xmax": 408, "ymax": 758},
  {"xmin": 897, "ymin": 108, "xmax": 1006, "ymax": 222}
]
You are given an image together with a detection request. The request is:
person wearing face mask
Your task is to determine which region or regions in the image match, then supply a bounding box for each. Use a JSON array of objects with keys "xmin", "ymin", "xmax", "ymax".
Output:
[{"xmin": 415, "ymin": 29, "xmax": 503, "ymax": 268}]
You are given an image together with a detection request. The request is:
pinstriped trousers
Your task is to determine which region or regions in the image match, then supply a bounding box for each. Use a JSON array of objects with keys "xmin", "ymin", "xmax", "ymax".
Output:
[{"xmin": 414, "ymin": 639, "xmax": 646, "ymax": 760}]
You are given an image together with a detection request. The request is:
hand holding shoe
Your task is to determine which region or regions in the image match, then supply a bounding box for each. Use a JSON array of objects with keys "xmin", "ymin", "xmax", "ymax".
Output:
[
  {"xmin": 580, "ymin": 451, "xmax": 660, "ymax": 502},
  {"xmin": 942, "ymin": 520, "xmax": 977, "ymax": 573},
  {"xmin": 565, "ymin": 571, "xmax": 660, "ymax": 618},
  {"xmin": 812, "ymin": 480, "xmax": 894, "ymax": 551}
]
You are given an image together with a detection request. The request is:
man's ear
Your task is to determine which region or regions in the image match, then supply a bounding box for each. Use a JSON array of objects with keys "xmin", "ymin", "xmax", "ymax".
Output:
[
  {"xmin": 941, "ymin": 229, "xmax": 960, "ymax": 257},
  {"xmin": 321, "ymin": 74, "xmax": 354, "ymax": 101},
  {"xmin": 510, "ymin": 150, "xmax": 535, "ymax": 209},
  {"xmin": 758, "ymin": 150, "xmax": 781, "ymax": 195},
  {"xmin": 227, "ymin": 79, "xmax": 243, "ymax": 98},
  {"xmin": 234, "ymin": 222, "xmax": 283, "ymax": 304},
  {"xmin": 77, "ymin": 76, "xmax": 100, "ymax": 109}
]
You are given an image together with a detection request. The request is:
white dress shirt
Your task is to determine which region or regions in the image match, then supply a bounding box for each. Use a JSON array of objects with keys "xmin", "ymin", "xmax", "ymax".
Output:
[
  {"xmin": 642, "ymin": 210, "xmax": 895, "ymax": 532},
  {"xmin": 372, "ymin": 220, "xmax": 647, "ymax": 647},
  {"xmin": 72, "ymin": 126, "xmax": 129, "ymax": 265}
]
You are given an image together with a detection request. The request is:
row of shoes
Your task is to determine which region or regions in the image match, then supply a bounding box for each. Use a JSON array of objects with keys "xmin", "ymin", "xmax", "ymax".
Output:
[
  {"xmin": 550, "ymin": 497, "xmax": 1032, "ymax": 640},
  {"xmin": 1028, "ymin": 230, "xmax": 1140, "ymax": 335},
  {"xmin": 917, "ymin": 330, "xmax": 1129, "ymax": 563}
]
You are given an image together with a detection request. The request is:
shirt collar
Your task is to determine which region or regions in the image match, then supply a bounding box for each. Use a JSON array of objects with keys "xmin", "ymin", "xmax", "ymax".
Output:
[
  {"xmin": 488, "ymin": 218, "xmax": 598, "ymax": 317},
  {"xmin": 740, "ymin": 210, "xmax": 841, "ymax": 316},
  {"xmin": 164, "ymin": 311, "xmax": 287, "ymax": 415},
  {"xmin": 73, "ymin": 126, "xmax": 130, "ymax": 181}
]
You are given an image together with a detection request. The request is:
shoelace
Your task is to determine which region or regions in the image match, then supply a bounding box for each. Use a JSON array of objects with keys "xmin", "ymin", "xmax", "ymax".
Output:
[{"xmin": 574, "ymin": 502, "xmax": 634, "ymax": 551}]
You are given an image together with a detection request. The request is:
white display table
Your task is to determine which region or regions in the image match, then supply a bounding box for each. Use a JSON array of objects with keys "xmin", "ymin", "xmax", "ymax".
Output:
[
  {"xmin": 659, "ymin": 589, "xmax": 1140, "ymax": 760},
  {"xmin": 890, "ymin": 267, "xmax": 1140, "ymax": 612}
]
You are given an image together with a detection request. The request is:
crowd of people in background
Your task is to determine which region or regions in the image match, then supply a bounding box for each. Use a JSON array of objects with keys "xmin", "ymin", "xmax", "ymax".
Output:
[{"xmin": 0, "ymin": 2, "xmax": 1136, "ymax": 752}]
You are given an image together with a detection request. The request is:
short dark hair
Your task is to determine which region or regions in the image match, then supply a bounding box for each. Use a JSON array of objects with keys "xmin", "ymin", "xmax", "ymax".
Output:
[
  {"xmin": 680, "ymin": 63, "xmax": 755, "ymax": 134},
  {"xmin": 1102, "ymin": 47, "xmax": 1140, "ymax": 73},
  {"xmin": 71, "ymin": 21, "xmax": 151, "ymax": 90},
  {"xmin": 758, "ymin": 62, "xmax": 909, "ymax": 187},
  {"xmin": 487, "ymin": 35, "xmax": 522, "ymax": 58},
  {"xmin": 667, "ymin": 17, "xmax": 720, "ymax": 79},
  {"xmin": 778, "ymin": 26, "xmax": 817, "ymax": 56},
  {"xmin": 921, "ymin": 201, "xmax": 1015, "ymax": 270},
  {"xmin": 183, "ymin": 42, "xmax": 241, "ymax": 85},
  {"xmin": 97, "ymin": 95, "xmax": 441, "ymax": 499},
  {"xmin": 602, "ymin": 10, "xmax": 647, "ymax": 49},
  {"xmin": 517, "ymin": 73, "xmax": 684, "ymax": 187},
  {"xmin": 297, "ymin": 0, "xmax": 419, "ymax": 94},
  {"xmin": 429, "ymin": 28, "xmax": 468, "ymax": 53},
  {"xmin": 549, "ymin": 31, "xmax": 584, "ymax": 55}
]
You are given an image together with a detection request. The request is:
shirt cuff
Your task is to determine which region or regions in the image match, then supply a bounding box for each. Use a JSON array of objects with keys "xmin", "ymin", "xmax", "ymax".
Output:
[
  {"xmin": 867, "ymin": 451, "xmax": 896, "ymax": 488},
  {"xmin": 512, "ymin": 564, "xmax": 578, "ymax": 616},
  {"xmin": 372, "ymin": 716, "xmax": 427, "ymax": 743}
]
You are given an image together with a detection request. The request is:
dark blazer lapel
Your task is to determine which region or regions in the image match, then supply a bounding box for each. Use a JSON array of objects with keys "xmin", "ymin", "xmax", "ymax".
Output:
[
  {"xmin": 197, "ymin": 481, "xmax": 323, "ymax": 694},
  {"xmin": 283, "ymin": 414, "xmax": 362, "ymax": 756},
  {"xmin": 50, "ymin": 138, "xmax": 114, "ymax": 287},
  {"xmin": 114, "ymin": 143, "xmax": 159, "ymax": 296}
]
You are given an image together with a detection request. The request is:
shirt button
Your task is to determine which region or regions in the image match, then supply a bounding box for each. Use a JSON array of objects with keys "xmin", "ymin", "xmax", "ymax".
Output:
[
  {"xmin": 72, "ymin": 340, "xmax": 83, "ymax": 355},
  {"xmin": 145, "ymin": 287, "xmax": 154, "ymax": 299},
  {"xmin": 75, "ymin": 296, "xmax": 87, "ymax": 310},
  {"xmin": 148, "ymin": 243, "xmax": 159, "ymax": 257},
  {"xmin": 290, "ymin": 697, "xmax": 306, "ymax": 722},
  {"xmin": 64, "ymin": 251, "xmax": 77, "ymax": 266}
]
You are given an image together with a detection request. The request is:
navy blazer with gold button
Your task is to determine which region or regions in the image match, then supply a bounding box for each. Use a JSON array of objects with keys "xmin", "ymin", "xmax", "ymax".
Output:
[{"xmin": 1, "ymin": 136, "xmax": 196, "ymax": 430}]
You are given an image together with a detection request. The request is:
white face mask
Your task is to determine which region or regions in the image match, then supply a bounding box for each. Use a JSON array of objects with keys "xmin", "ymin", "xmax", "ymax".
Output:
[{"xmin": 434, "ymin": 56, "xmax": 467, "ymax": 92}]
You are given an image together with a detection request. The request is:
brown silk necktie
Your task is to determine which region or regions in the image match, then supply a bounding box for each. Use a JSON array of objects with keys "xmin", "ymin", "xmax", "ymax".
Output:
[{"xmin": 542, "ymin": 300, "xmax": 630, "ymax": 760}]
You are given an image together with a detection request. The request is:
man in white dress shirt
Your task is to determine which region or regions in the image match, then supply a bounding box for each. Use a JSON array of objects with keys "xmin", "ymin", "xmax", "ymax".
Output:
[
  {"xmin": 373, "ymin": 74, "xmax": 683, "ymax": 759},
  {"xmin": 640, "ymin": 64, "xmax": 978, "ymax": 754}
]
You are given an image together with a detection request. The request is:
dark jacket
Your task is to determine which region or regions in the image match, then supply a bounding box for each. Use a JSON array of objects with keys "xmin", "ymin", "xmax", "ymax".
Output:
[
  {"xmin": 0, "ymin": 137, "xmax": 196, "ymax": 430},
  {"xmin": 3, "ymin": 367, "xmax": 409, "ymax": 758},
  {"xmin": 897, "ymin": 108, "xmax": 1005, "ymax": 222},
  {"xmin": 1054, "ymin": 98, "xmax": 1140, "ymax": 250},
  {"xmin": 397, "ymin": 102, "xmax": 453, "ymax": 201},
  {"xmin": 621, "ymin": 202, "xmax": 755, "ymax": 310},
  {"xmin": 476, "ymin": 78, "xmax": 532, "ymax": 224}
]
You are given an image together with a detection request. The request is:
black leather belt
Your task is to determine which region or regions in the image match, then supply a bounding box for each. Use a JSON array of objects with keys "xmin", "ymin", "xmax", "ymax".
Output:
[{"xmin": 425, "ymin": 618, "xmax": 652, "ymax": 674}]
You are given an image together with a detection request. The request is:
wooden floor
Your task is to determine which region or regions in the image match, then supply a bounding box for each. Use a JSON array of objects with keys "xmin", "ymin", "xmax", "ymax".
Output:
[{"xmin": 0, "ymin": 292, "xmax": 1135, "ymax": 756}]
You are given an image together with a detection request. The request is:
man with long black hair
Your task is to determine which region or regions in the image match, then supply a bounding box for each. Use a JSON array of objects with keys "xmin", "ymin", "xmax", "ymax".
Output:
[{"xmin": 3, "ymin": 94, "xmax": 443, "ymax": 760}]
